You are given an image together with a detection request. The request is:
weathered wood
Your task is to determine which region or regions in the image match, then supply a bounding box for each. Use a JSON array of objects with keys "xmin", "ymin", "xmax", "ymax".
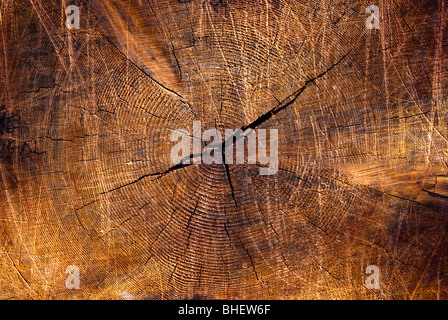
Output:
[{"xmin": 0, "ymin": 0, "xmax": 447, "ymax": 299}]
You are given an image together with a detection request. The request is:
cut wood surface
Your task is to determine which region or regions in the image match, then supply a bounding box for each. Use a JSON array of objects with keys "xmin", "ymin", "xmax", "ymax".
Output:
[{"xmin": 0, "ymin": 0, "xmax": 447, "ymax": 299}]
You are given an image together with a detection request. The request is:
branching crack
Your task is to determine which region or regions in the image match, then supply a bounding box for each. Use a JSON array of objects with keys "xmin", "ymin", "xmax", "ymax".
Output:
[
  {"xmin": 241, "ymin": 51, "xmax": 351, "ymax": 131},
  {"xmin": 159, "ymin": 52, "xmax": 351, "ymax": 179}
]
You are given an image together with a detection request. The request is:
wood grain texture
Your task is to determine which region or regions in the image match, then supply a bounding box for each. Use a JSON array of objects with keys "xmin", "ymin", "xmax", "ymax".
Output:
[{"xmin": 0, "ymin": 0, "xmax": 447, "ymax": 299}]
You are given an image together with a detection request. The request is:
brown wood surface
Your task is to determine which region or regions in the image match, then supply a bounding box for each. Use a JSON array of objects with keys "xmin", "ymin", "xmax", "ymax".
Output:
[{"xmin": 0, "ymin": 0, "xmax": 447, "ymax": 299}]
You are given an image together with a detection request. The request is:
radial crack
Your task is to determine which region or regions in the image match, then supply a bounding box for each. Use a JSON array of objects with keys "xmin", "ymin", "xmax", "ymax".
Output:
[{"xmin": 242, "ymin": 51, "xmax": 351, "ymax": 131}]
